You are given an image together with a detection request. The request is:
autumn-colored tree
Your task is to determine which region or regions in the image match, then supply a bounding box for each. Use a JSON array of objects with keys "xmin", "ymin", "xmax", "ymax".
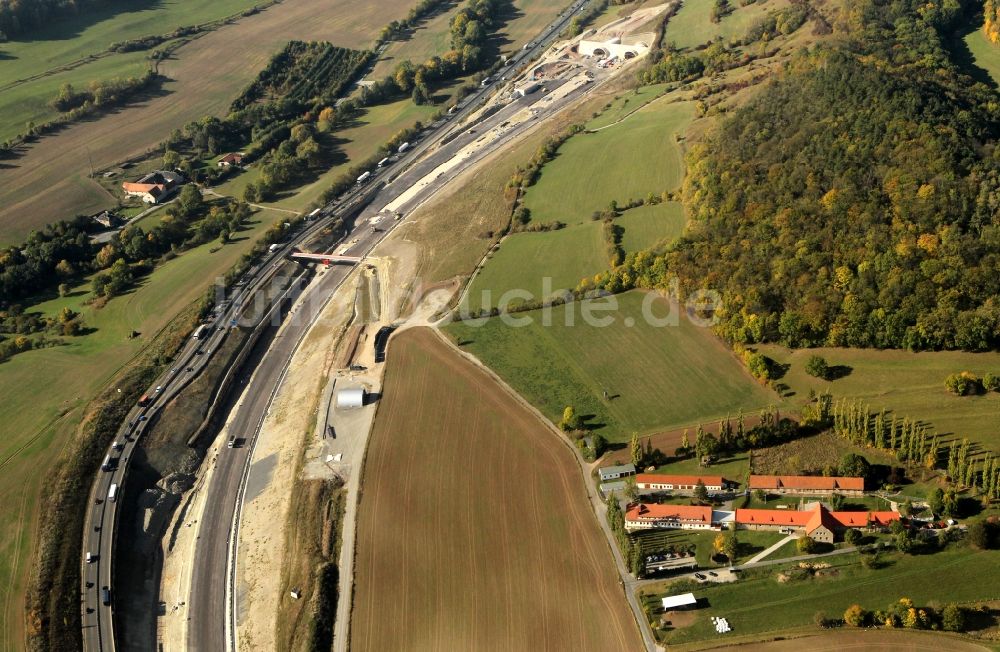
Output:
[{"xmin": 843, "ymin": 604, "xmax": 866, "ymax": 627}]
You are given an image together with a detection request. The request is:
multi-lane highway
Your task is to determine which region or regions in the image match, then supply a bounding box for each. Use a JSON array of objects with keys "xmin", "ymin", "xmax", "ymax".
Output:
[{"xmin": 82, "ymin": 2, "xmax": 598, "ymax": 649}]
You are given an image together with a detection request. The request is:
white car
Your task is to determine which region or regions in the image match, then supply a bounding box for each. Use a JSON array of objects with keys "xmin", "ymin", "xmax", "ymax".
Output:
[{"xmin": 155, "ymin": 386, "xmax": 163, "ymax": 392}]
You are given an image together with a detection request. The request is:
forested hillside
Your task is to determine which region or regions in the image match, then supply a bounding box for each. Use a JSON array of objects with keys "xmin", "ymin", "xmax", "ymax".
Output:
[
  {"xmin": 0, "ymin": 0, "xmax": 127, "ymax": 39},
  {"xmin": 599, "ymin": 0, "xmax": 1000, "ymax": 352}
]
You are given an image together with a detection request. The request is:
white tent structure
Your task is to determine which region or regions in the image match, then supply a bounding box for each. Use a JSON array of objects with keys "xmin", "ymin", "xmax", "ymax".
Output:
[
  {"xmin": 661, "ymin": 593, "xmax": 697, "ymax": 611},
  {"xmin": 335, "ymin": 387, "xmax": 366, "ymax": 409}
]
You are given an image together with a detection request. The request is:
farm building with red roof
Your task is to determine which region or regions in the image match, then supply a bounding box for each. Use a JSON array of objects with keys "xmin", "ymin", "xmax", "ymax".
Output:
[{"xmin": 749, "ymin": 474, "xmax": 865, "ymax": 496}]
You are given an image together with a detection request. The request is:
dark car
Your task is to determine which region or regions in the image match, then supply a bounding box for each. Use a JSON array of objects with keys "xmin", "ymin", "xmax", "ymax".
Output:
[{"xmin": 101, "ymin": 586, "xmax": 111, "ymax": 606}]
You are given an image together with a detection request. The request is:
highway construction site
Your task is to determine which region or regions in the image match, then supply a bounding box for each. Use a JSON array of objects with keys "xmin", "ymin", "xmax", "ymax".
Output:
[{"xmin": 85, "ymin": 3, "xmax": 670, "ymax": 649}]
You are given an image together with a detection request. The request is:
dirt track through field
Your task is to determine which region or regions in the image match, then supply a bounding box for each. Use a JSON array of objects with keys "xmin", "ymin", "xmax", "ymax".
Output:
[
  {"xmin": 0, "ymin": 0, "xmax": 417, "ymax": 244},
  {"xmin": 351, "ymin": 327, "xmax": 641, "ymax": 651}
]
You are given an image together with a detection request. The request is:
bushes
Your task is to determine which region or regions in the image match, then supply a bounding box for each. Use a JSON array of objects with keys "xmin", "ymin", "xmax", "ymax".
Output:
[
  {"xmin": 944, "ymin": 371, "xmax": 980, "ymax": 395},
  {"xmin": 967, "ymin": 519, "xmax": 999, "ymax": 551},
  {"xmin": 804, "ymin": 355, "xmax": 829, "ymax": 380},
  {"xmin": 844, "ymin": 598, "xmax": 968, "ymax": 631},
  {"xmin": 641, "ymin": 51, "xmax": 705, "ymax": 84}
]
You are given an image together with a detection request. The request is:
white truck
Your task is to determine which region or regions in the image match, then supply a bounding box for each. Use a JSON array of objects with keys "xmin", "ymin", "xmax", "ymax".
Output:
[
  {"xmin": 108, "ymin": 483, "xmax": 118, "ymax": 503},
  {"xmin": 356, "ymin": 170, "xmax": 372, "ymax": 184},
  {"xmin": 377, "ymin": 157, "xmax": 390, "ymax": 168},
  {"xmin": 397, "ymin": 142, "xmax": 411, "ymax": 154}
]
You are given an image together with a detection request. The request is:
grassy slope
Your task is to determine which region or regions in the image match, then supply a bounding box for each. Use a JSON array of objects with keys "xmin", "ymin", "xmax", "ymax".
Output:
[
  {"xmin": 369, "ymin": 3, "xmax": 463, "ymax": 79},
  {"xmin": 649, "ymin": 547, "xmax": 1000, "ymax": 646},
  {"xmin": 757, "ymin": 345, "xmax": 1000, "ymax": 454},
  {"xmin": 462, "ymin": 219, "xmax": 609, "ymax": 313},
  {"xmin": 351, "ymin": 328, "xmax": 642, "ymax": 650},
  {"xmin": 962, "ymin": 23, "xmax": 1000, "ymax": 84},
  {"xmin": 501, "ymin": 0, "xmax": 572, "ymax": 52},
  {"xmin": 0, "ymin": 210, "xmax": 275, "ymax": 642},
  {"xmin": 522, "ymin": 99, "xmax": 694, "ymax": 222},
  {"xmin": 664, "ymin": 0, "xmax": 791, "ymax": 50},
  {"xmin": 445, "ymin": 291, "xmax": 777, "ymax": 442},
  {"xmin": 619, "ymin": 201, "xmax": 685, "ymax": 252},
  {"xmin": 587, "ymin": 82, "xmax": 671, "ymax": 129}
]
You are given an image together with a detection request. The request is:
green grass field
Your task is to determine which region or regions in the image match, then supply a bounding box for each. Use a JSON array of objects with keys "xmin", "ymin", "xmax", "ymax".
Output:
[
  {"xmin": 0, "ymin": 208, "xmax": 277, "ymax": 641},
  {"xmin": 663, "ymin": 0, "xmax": 791, "ymax": 50},
  {"xmin": 757, "ymin": 345, "xmax": 1000, "ymax": 455},
  {"xmin": 619, "ymin": 201, "xmax": 685, "ymax": 253},
  {"xmin": 461, "ymin": 219, "xmax": 608, "ymax": 313},
  {"xmin": 522, "ymin": 99, "xmax": 694, "ymax": 223},
  {"xmin": 633, "ymin": 528, "xmax": 787, "ymax": 568},
  {"xmin": 646, "ymin": 546, "xmax": 1000, "ymax": 645},
  {"xmin": 445, "ymin": 291, "xmax": 777, "ymax": 441},
  {"xmin": 962, "ymin": 20, "xmax": 1000, "ymax": 85},
  {"xmin": 652, "ymin": 452, "xmax": 751, "ymax": 488},
  {"xmin": 587, "ymin": 83, "xmax": 671, "ymax": 129},
  {"xmin": 369, "ymin": 3, "xmax": 463, "ymax": 80},
  {"xmin": 0, "ymin": 50, "xmax": 152, "ymax": 142}
]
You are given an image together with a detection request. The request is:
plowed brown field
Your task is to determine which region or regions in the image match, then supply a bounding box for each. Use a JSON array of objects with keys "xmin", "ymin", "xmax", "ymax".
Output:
[{"xmin": 351, "ymin": 327, "xmax": 641, "ymax": 651}]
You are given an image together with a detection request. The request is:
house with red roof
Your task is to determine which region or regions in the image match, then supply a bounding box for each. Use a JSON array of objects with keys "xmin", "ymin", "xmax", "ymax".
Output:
[
  {"xmin": 749, "ymin": 474, "xmax": 865, "ymax": 496},
  {"xmin": 217, "ymin": 152, "xmax": 245, "ymax": 167},
  {"xmin": 624, "ymin": 504, "xmax": 717, "ymax": 532},
  {"xmin": 122, "ymin": 170, "xmax": 184, "ymax": 204}
]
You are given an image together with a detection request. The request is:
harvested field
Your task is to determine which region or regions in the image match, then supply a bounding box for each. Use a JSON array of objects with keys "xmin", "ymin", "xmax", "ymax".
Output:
[
  {"xmin": 351, "ymin": 328, "xmax": 641, "ymax": 651},
  {"xmin": 0, "ymin": 0, "xmax": 418, "ymax": 244}
]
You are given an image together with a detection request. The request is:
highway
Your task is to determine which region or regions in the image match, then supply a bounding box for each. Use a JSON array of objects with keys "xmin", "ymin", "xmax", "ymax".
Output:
[{"xmin": 81, "ymin": 1, "xmax": 595, "ymax": 649}]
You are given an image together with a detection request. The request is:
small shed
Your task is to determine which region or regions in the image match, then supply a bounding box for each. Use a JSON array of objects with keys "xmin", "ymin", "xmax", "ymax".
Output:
[
  {"xmin": 661, "ymin": 592, "xmax": 697, "ymax": 611},
  {"xmin": 599, "ymin": 463, "xmax": 636, "ymax": 482},
  {"xmin": 336, "ymin": 387, "xmax": 366, "ymax": 410}
]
